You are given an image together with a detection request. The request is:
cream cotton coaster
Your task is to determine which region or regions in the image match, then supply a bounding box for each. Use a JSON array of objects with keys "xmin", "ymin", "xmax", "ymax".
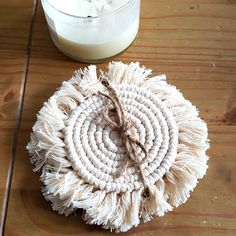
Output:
[{"xmin": 27, "ymin": 61, "xmax": 209, "ymax": 232}]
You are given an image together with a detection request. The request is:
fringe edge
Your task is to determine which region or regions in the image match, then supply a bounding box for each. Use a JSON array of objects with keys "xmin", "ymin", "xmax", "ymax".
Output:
[{"xmin": 26, "ymin": 61, "xmax": 209, "ymax": 233}]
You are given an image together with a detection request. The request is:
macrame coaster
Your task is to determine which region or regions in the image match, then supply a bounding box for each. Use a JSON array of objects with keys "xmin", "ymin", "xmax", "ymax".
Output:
[{"xmin": 27, "ymin": 61, "xmax": 209, "ymax": 232}]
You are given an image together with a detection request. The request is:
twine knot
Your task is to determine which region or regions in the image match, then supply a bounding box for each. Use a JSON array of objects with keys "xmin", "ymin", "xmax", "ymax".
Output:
[{"xmin": 99, "ymin": 77, "xmax": 148, "ymax": 183}]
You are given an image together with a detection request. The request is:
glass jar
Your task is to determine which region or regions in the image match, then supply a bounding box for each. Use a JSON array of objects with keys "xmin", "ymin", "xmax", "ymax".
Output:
[{"xmin": 41, "ymin": 0, "xmax": 141, "ymax": 63}]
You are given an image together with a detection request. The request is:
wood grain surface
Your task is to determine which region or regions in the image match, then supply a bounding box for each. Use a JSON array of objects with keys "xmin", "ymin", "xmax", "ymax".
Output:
[
  {"xmin": 1, "ymin": 0, "xmax": 236, "ymax": 235},
  {"xmin": 0, "ymin": 0, "xmax": 34, "ymax": 231}
]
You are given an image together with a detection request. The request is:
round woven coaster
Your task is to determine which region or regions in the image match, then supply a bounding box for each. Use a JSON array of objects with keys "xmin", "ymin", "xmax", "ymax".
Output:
[{"xmin": 27, "ymin": 62, "xmax": 209, "ymax": 232}]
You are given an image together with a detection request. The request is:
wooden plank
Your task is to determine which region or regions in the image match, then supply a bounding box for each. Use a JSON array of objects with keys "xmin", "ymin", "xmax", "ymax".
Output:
[
  {"xmin": 5, "ymin": 0, "xmax": 236, "ymax": 235},
  {"xmin": 0, "ymin": 0, "xmax": 34, "ymax": 230}
]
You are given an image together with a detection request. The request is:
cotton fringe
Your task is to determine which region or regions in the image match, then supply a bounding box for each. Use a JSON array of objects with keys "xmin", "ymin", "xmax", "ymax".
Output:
[{"xmin": 27, "ymin": 61, "xmax": 209, "ymax": 232}]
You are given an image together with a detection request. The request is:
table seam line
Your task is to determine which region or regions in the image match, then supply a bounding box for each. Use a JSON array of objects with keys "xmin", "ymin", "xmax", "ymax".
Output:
[{"xmin": 0, "ymin": 1, "xmax": 39, "ymax": 235}]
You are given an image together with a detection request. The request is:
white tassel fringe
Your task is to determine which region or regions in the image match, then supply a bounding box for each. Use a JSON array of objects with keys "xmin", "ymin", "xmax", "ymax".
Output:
[{"xmin": 27, "ymin": 61, "xmax": 209, "ymax": 232}]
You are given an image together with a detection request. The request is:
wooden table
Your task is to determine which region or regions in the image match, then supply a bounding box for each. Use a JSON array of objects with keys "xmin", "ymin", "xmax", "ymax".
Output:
[{"xmin": 0, "ymin": 0, "xmax": 236, "ymax": 235}]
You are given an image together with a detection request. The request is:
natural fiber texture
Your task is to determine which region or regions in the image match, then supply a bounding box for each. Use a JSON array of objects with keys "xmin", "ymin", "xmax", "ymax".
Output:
[
  {"xmin": 99, "ymin": 77, "xmax": 149, "ymax": 184},
  {"xmin": 27, "ymin": 61, "xmax": 209, "ymax": 232}
]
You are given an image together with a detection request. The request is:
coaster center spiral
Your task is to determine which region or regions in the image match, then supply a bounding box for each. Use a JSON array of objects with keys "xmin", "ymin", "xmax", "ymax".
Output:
[{"xmin": 64, "ymin": 84, "xmax": 178, "ymax": 193}]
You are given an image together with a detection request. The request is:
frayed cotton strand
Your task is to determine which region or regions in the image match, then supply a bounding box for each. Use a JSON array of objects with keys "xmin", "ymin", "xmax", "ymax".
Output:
[{"xmin": 27, "ymin": 61, "xmax": 209, "ymax": 232}]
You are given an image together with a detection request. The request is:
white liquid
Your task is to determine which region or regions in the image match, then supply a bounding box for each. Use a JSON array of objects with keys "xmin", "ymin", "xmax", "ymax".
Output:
[
  {"xmin": 42, "ymin": 0, "xmax": 140, "ymax": 62},
  {"xmin": 47, "ymin": 0, "xmax": 130, "ymax": 17}
]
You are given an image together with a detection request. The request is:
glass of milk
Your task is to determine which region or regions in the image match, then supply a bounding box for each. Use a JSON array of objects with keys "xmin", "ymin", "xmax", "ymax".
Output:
[{"xmin": 41, "ymin": 0, "xmax": 141, "ymax": 63}]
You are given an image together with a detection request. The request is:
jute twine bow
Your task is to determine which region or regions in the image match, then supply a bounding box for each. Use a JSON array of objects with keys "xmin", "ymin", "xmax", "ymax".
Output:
[{"xmin": 99, "ymin": 77, "xmax": 149, "ymax": 187}]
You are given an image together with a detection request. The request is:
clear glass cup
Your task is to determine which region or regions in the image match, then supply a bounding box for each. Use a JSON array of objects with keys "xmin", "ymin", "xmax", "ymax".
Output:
[{"xmin": 41, "ymin": 0, "xmax": 141, "ymax": 63}]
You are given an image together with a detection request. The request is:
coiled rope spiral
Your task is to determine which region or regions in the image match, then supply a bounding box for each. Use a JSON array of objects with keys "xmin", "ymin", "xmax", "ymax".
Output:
[{"xmin": 27, "ymin": 62, "xmax": 209, "ymax": 232}]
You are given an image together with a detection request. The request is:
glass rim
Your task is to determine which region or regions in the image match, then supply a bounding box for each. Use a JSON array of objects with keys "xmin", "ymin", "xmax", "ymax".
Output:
[{"xmin": 43, "ymin": 0, "xmax": 137, "ymax": 19}]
